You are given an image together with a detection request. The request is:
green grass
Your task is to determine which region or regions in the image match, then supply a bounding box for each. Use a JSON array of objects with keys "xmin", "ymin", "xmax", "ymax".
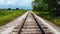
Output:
[
  {"xmin": 0, "ymin": 10, "xmax": 26, "ymax": 26},
  {"xmin": 34, "ymin": 11, "xmax": 60, "ymax": 26}
]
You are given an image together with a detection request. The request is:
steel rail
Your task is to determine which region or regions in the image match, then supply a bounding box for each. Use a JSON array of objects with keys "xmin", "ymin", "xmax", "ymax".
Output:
[
  {"xmin": 18, "ymin": 13, "xmax": 29, "ymax": 34},
  {"xmin": 31, "ymin": 13, "xmax": 46, "ymax": 34}
]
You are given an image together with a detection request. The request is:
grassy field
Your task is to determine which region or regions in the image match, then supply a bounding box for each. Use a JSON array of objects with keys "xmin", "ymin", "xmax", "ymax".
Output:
[
  {"xmin": 34, "ymin": 11, "xmax": 60, "ymax": 26},
  {"xmin": 0, "ymin": 10, "xmax": 26, "ymax": 26}
]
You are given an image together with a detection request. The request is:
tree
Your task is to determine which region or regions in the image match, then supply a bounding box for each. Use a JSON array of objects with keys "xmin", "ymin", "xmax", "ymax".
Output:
[
  {"xmin": 32, "ymin": 0, "xmax": 48, "ymax": 11},
  {"xmin": 45, "ymin": 0, "xmax": 60, "ymax": 16},
  {"xmin": 16, "ymin": 8, "xmax": 20, "ymax": 10},
  {"xmin": 7, "ymin": 8, "xmax": 11, "ymax": 10},
  {"xmin": 32, "ymin": 0, "xmax": 60, "ymax": 16}
]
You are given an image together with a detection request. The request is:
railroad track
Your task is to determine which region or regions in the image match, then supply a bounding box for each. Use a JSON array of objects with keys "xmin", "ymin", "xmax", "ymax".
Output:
[{"xmin": 11, "ymin": 12, "xmax": 53, "ymax": 34}]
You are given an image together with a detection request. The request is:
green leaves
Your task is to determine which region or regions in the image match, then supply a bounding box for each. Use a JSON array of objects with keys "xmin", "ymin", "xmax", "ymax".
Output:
[
  {"xmin": 32, "ymin": 0, "xmax": 48, "ymax": 11},
  {"xmin": 32, "ymin": 0, "xmax": 60, "ymax": 16}
]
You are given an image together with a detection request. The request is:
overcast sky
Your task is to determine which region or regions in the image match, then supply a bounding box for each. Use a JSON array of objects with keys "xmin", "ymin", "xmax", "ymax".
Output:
[{"xmin": 0, "ymin": 0, "xmax": 34, "ymax": 10}]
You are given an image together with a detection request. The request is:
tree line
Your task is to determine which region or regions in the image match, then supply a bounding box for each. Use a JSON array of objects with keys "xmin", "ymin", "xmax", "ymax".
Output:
[
  {"xmin": 0, "ymin": 8, "xmax": 20, "ymax": 10},
  {"xmin": 32, "ymin": 0, "xmax": 60, "ymax": 16}
]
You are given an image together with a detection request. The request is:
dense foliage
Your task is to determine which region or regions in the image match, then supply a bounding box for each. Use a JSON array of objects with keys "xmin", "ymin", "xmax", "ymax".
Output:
[
  {"xmin": 34, "ymin": 11, "xmax": 60, "ymax": 26},
  {"xmin": 32, "ymin": 0, "xmax": 60, "ymax": 16},
  {"xmin": 32, "ymin": 0, "xmax": 60, "ymax": 26}
]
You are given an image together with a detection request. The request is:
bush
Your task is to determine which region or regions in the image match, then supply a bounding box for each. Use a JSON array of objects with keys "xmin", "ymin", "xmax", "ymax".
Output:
[{"xmin": 34, "ymin": 11, "xmax": 60, "ymax": 26}]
